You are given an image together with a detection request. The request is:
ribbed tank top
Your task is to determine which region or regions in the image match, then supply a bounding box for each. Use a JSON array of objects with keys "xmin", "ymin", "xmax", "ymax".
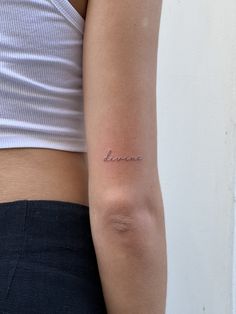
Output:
[{"xmin": 0, "ymin": 0, "xmax": 87, "ymax": 152}]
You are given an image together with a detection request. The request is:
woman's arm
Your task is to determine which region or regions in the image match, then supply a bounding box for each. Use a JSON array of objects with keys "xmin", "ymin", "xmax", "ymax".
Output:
[{"xmin": 83, "ymin": 0, "xmax": 167, "ymax": 313}]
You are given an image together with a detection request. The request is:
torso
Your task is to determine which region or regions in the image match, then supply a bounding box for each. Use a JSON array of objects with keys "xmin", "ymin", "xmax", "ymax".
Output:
[{"xmin": 0, "ymin": 0, "xmax": 89, "ymax": 206}]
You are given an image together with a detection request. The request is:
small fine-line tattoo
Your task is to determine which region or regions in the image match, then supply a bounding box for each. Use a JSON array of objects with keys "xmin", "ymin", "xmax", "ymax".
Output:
[{"xmin": 103, "ymin": 149, "xmax": 143, "ymax": 162}]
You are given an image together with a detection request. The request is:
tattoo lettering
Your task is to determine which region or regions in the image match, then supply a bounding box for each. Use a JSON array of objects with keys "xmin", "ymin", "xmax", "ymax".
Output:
[{"xmin": 103, "ymin": 149, "xmax": 143, "ymax": 162}]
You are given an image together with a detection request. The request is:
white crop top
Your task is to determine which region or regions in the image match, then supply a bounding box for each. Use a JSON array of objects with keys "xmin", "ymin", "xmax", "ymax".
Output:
[{"xmin": 0, "ymin": 0, "xmax": 87, "ymax": 152}]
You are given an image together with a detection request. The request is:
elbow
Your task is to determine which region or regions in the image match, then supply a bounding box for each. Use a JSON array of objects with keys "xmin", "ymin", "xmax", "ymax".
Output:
[{"xmin": 90, "ymin": 192, "xmax": 165, "ymax": 242}]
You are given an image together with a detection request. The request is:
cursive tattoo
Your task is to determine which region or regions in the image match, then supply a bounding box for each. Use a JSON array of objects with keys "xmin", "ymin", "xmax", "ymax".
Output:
[{"xmin": 103, "ymin": 149, "xmax": 143, "ymax": 162}]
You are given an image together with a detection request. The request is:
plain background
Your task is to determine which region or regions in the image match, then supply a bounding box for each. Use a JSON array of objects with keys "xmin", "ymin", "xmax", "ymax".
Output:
[{"xmin": 156, "ymin": 0, "xmax": 236, "ymax": 313}]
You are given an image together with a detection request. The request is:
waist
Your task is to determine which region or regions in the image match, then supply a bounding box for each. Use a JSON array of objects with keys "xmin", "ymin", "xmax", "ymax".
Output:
[{"xmin": 0, "ymin": 148, "xmax": 89, "ymax": 206}]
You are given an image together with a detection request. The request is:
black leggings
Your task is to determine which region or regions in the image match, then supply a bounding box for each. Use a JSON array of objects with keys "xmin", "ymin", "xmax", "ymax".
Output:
[{"xmin": 0, "ymin": 200, "xmax": 107, "ymax": 314}]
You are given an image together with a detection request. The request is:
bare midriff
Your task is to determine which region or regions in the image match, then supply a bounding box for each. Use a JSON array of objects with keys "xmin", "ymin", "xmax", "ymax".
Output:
[{"xmin": 0, "ymin": 148, "xmax": 89, "ymax": 206}]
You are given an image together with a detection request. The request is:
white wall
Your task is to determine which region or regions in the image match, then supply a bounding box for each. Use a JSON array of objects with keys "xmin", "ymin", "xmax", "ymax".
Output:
[{"xmin": 157, "ymin": 0, "xmax": 236, "ymax": 313}]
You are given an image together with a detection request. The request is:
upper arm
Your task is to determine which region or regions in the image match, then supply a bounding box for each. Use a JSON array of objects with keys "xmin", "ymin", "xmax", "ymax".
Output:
[{"xmin": 82, "ymin": 0, "xmax": 163, "ymax": 209}]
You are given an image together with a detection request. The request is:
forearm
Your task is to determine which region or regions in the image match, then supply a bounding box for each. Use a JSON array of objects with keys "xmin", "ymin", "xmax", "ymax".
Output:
[{"xmin": 89, "ymin": 188, "xmax": 167, "ymax": 314}]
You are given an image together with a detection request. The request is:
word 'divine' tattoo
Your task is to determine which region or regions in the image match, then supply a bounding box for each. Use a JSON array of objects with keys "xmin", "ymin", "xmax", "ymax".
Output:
[{"xmin": 103, "ymin": 149, "xmax": 143, "ymax": 162}]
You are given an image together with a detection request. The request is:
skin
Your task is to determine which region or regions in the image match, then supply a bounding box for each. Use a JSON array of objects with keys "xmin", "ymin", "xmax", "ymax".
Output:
[
  {"xmin": 68, "ymin": 0, "xmax": 88, "ymax": 19},
  {"xmin": 83, "ymin": 0, "xmax": 167, "ymax": 313}
]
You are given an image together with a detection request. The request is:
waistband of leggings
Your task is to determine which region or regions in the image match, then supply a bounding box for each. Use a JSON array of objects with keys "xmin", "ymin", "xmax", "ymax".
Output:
[
  {"xmin": 0, "ymin": 199, "xmax": 91, "ymax": 239},
  {"xmin": 0, "ymin": 199, "xmax": 89, "ymax": 211}
]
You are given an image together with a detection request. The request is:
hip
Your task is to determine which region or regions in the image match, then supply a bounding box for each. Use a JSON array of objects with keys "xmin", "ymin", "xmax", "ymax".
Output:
[{"xmin": 0, "ymin": 199, "xmax": 107, "ymax": 313}]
